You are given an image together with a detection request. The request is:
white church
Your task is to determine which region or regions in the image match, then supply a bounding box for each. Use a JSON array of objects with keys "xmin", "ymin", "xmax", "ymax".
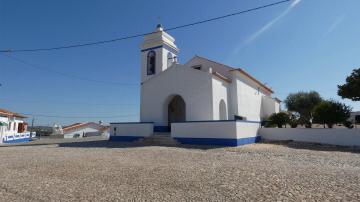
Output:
[{"xmin": 110, "ymin": 25, "xmax": 280, "ymax": 146}]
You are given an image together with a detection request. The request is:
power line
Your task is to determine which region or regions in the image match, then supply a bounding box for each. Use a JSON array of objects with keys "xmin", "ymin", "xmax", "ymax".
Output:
[
  {"xmin": 0, "ymin": 97, "xmax": 138, "ymax": 106},
  {"xmin": 1, "ymin": 53, "xmax": 139, "ymax": 86},
  {"xmin": 22, "ymin": 113, "xmax": 139, "ymax": 119},
  {"xmin": 0, "ymin": 0, "xmax": 291, "ymax": 53}
]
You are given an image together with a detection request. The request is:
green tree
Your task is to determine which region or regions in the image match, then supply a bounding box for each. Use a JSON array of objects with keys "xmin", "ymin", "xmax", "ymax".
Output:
[
  {"xmin": 338, "ymin": 68, "xmax": 360, "ymax": 101},
  {"xmin": 313, "ymin": 100, "xmax": 352, "ymax": 128},
  {"xmin": 267, "ymin": 112, "xmax": 290, "ymax": 128},
  {"xmin": 284, "ymin": 91, "xmax": 322, "ymax": 128}
]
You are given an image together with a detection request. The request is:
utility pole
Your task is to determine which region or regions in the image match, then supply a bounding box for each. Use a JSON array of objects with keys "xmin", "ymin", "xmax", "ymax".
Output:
[{"xmin": 30, "ymin": 117, "xmax": 35, "ymax": 140}]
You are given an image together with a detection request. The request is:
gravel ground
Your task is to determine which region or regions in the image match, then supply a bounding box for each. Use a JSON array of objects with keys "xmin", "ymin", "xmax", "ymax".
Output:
[{"xmin": 0, "ymin": 137, "xmax": 360, "ymax": 201}]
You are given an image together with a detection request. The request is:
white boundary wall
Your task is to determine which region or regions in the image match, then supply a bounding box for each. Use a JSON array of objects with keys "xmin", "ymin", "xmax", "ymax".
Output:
[
  {"xmin": 110, "ymin": 123, "xmax": 154, "ymax": 137},
  {"xmin": 171, "ymin": 121, "xmax": 260, "ymax": 139},
  {"xmin": 259, "ymin": 128, "xmax": 360, "ymax": 147}
]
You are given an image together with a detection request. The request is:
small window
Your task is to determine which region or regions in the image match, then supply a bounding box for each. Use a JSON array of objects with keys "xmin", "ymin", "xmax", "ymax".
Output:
[
  {"xmin": 147, "ymin": 51, "xmax": 156, "ymax": 75},
  {"xmin": 192, "ymin": 65, "xmax": 201, "ymax": 70},
  {"xmin": 167, "ymin": 52, "xmax": 173, "ymax": 68},
  {"xmin": 113, "ymin": 127, "xmax": 117, "ymax": 132}
]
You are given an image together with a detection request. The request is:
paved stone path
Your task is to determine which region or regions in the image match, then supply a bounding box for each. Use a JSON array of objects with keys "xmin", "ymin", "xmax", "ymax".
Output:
[{"xmin": 0, "ymin": 137, "xmax": 359, "ymax": 201}]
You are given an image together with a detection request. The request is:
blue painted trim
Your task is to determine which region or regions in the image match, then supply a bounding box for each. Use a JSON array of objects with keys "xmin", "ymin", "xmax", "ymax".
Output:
[
  {"xmin": 154, "ymin": 126, "xmax": 170, "ymax": 132},
  {"xmin": 141, "ymin": 44, "xmax": 178, "ymax": 53},
  {"xmin": 3, "ymin": 137, "xmax": 31, "ymax": 144},
  {"xmin": 110, "ymin": 122, "xmax": 153, "ymax": 125},
  {"xmin": 174, "ymin": 136, "xmax": 261, "ymax": 147},
  {"xmin": 109, "ymin": 136, "xmax": 144, "ymax": 142},
  {"xmin": 141, "ymin": 45, "xmax": 163, "ymax": 52},
  {"xmin": 171, "ymin": 120, "xmax": 261, "ymax": 124}
]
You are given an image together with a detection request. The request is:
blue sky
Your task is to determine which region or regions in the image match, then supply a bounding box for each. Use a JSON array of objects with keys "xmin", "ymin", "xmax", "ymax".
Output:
[{"xmin": 1, "ymin": 0, "xmax": 359, "ymax": 125}]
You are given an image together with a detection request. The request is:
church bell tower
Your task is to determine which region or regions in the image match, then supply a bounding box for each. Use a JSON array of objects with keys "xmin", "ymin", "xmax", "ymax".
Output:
[{"xmin": 140, "ymin": 24, "xmax": 179, "ymax": 83}]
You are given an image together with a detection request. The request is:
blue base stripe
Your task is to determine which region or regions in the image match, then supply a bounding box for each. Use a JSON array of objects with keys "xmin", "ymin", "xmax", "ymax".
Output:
[
  {"xmin": 3, "ymin": 137, "xmax": 31, "ymax": 144},
  {"xmin": 174, "ymin": 136, "xmax": 261, "ymax": 146},
  {"xmin": 109, "ymin": 136, "xmax": 144, "ymax": 142}
]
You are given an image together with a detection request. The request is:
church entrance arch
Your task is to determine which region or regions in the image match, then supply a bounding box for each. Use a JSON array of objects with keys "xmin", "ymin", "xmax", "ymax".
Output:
[{"xmin": 167, "ymin": 95, "xmax": 186, "ymax": 126}]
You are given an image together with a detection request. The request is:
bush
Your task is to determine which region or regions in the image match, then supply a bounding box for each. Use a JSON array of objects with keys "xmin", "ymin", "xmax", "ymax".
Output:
[
  {"xmin": 343, "ymin": 121, "xmax": 354, "ymax": 129},
  {"xmin": 313, "ymin": 100, "xmax": 352, "ymax": 128},
  {"xmin": 267, "ymin": 112, "xmax": 290, "ymax": 128},
  {"xmin": 289, "ymin": 114, "xmax": 299, "ymax": 128}
]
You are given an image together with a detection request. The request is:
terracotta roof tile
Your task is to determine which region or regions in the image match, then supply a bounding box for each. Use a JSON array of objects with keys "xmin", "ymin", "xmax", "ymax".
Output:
[{"xmin": 0, "ymin": 108, "xmax": 27, "ymax": 118}]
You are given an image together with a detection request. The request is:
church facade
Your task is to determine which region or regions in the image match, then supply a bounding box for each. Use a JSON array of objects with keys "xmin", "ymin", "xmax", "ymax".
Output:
[
  {"xmin": 140, "ymin": 25, "xmax": 280, "ymax": 131},
  {"xmin": 110, "ymin": 25, "xmax": 280, "ymax": 146}
]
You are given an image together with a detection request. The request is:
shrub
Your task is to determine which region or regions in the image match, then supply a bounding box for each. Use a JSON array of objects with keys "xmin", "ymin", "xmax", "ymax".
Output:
[
  {"xmin": 313, "ymin": 100, "xmax": 352, "ymax": 128},
  {"xmin": 267, "ymin": 112, "xmax": 290, "ymax": 128},
  {"xmin": 343, "ymin": 121, "xmax": 354, "ymax": 129},
  {"xmin": 289, "ymin": 114, "xmax": 299, "ymax": 128}
]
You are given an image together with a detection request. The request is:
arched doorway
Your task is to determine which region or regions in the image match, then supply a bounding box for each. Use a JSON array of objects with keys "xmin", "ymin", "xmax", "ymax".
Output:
[
  {"xmin": 219, "ymin": 99, "xmax": 227, "ymax": 120},
  {"xmin": 168, "ymin": 95, "xmax": 186, "ymax": 125}
]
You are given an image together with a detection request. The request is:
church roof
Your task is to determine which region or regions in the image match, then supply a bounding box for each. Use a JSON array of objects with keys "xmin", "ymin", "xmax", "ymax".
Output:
[{"xmin": 190, "ymin": 55, "xmax": 274, "ymax": 94}]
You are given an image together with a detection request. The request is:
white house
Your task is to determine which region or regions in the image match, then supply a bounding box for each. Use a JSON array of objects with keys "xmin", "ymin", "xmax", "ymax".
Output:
[
  {"xmin": 62, "ymin": 122, "xmax": 109, "ymax": 138},
  {"xmin": 110, "ymin": 25, "xmax": 280, "ymax": 146},
  {"xmin": 0, "ymin": 108, "xmax": 31, "ymax": 143}
]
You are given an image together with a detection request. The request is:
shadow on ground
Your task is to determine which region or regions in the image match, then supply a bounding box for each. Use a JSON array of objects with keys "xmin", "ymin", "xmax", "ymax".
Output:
[
  {"xmin": 0, "ymin": 138, "xmax": 224, "ymax": 150},
  {"xmin": 260, "ymin": 140, "xmax": 360, "ymax": 154},
  {"xmin": 2, "ymin": 138, "xmax": 360, "ymax": 153}
]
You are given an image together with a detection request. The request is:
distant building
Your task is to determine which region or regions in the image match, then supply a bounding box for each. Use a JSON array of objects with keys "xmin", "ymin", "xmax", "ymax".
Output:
[
  {"xmin": 350, "ymin": 111, "xmax": 360, "ymax": 124},
  {"xmin": 62, "ymin": 122, "xmax": 109, "ymax": 138},
  {"xmin": 0, "ymin": 108, "xmax": 30, "ymax": 143},
  {"xmin": 52, "ymin": 123, "xmax": 63, "ymax": 135}
]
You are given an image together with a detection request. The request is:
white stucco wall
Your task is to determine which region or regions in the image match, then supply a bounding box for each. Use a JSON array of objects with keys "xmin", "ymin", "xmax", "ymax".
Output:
[
  {"xmin": 140, "ymin": 64, "xmax": 214, "ymax": 126},
  {"xmin": 64, "ymin": 126, "xmax": 103, "ymax": 138},
  {"xmin": 171, "ymin": 121, "xmax": 260, "ymax": 139},
  {"xmin": 261, "ymin": 96, "xmax": 280, "ymax": 119},
  {"xmin": 110, "ymin": 123, "xmax": 154, "ymax": 137},
  {"xmin": 212, "ymin": 77, "xmax": 230, "ymax": 120},
  {"xmin": 259, "ymin": 128, "xmax": 360, "ymax": 146},
  {"xmin": 235, "ymin": 78, "xmax": 263, "ymax": 121},
  {"xmin": 0, "ymin": 116, "xmax": 28, "ymax": 143},
  {"xmin": 0, "ymin": 117, "xmax": 25, "ymax": 135},
  {"xmin": 172, "ymin": 121, "xmax": 237, "ymax": 139},
  {"xmin": 236, "ymin": 121, "xmax": 261, "ymax": 139}
]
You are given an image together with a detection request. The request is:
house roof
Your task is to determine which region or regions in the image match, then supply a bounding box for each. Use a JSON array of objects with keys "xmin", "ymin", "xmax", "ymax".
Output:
[
  {"xmin": 0, "ymin": 108, "xmax": 27, "ymax": 118},
  {"xmin": 274, "ymin": 97, "xmax": 282, "ymax": 103},
  {"xmin": 62, "ymin": 122, "xmax": 108, "ymax": 132},
  {"xmin": 229, "ymin": 68, "xmax": 274, "ymax": 94},
  {"xmin": 212, "ymin": 72, "xmax": 231, "ymax": 83},
  {"xmin": 192, "ymin": 55, "xmax": 274, "ymax": 94}
]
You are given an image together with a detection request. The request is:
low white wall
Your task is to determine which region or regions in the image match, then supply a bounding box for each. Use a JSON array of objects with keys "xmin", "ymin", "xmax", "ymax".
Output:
[
  {"xmin": 172, "ymin": 121, "xmax": 237, "ymax": 139},
  {"xmin": 236, "ymin": 121, "xmax": 261, "ymax": 139},
  {"xmin": 259, "ymin": 128, "xmax": 360, "ymax": 147},
  {"xmin": 171, "ymin": 121, "xmax": 260, "ymax": 139},
  {"xmin": 64, "ymin": 127, "xmax": 102, "ymax": 139},
  {"xmin": 110, "ymin": 123, "xmax": 154, "ymax": 137}
]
